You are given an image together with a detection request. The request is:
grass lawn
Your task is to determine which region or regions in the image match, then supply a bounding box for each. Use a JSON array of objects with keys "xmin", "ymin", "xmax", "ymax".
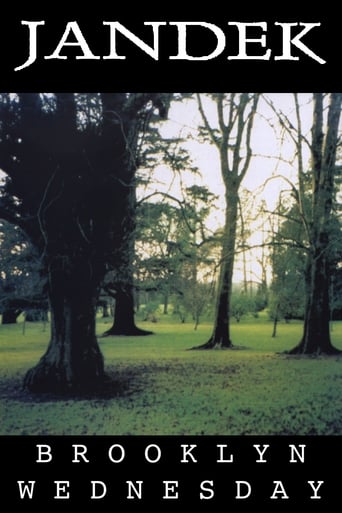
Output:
[{"xmin": 1, "ymin": 315, "xmax": 342, "ymax": 435}]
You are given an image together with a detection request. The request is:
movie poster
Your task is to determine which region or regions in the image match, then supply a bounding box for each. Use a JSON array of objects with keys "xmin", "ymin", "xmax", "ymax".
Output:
[{"xmin": 0, "ymin": 3, "xmax": 341, "ymax": 510}]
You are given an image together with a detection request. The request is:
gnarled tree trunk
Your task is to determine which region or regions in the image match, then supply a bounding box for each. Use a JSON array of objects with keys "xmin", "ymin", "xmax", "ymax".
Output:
[
  {"xmin": 0, "ymin": 92, "xmax": 170, "ymax": 393},
  {"xmin": 24, "ymin": 260, "xmax": 105, "ymax": 393}
]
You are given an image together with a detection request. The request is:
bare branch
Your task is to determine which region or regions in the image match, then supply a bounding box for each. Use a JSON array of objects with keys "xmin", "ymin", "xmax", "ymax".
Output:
[
  {"xmin": 239, "ymin": 94, "xmax": 260, "ymax": 182},
  {"xmin": 37, "ymin": 166, "xmax": 61, "ymax": 250},
  {"xmin": 196, "ymin": 93, "xmax": 220, "ymax": 148}
]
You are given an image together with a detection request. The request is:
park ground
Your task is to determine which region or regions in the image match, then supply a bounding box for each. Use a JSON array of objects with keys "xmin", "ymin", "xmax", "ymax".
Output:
[{"xmin": 0, "ymin": 314, "xmax": 342, "ymax": 435}]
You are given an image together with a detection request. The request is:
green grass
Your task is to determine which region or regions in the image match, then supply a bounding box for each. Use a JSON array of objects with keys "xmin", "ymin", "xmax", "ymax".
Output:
[{"xmin": 1, "ymin": 316, "xmax": 342, "ymax": 435}]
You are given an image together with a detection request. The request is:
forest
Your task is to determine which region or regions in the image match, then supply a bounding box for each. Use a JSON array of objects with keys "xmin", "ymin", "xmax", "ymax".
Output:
[{"xmin": 0, "ymin": 92, "xmax": 341, "ymax": 435}]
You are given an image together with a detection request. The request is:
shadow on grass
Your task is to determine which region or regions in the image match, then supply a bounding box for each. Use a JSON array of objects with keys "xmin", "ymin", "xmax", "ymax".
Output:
[{"xmin": 0, "ymin": 365, "xmax": 148, "ymax": 403}]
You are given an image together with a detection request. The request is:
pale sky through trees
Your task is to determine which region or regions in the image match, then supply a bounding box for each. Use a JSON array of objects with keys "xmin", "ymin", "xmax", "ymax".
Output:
[
  {"xmin": 152, "ymin": 93, "xmax": 312, "ymax": 210},
  {"xmin": 139, "ymin": 93, "xmax": 314, "ymax": 285}
]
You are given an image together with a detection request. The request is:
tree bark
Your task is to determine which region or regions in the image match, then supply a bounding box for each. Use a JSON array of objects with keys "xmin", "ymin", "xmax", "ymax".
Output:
[
  {"xmin": 272, "ymin": 304, "xmax": 279, "ymax": 338},
  {"xmin": 24, "ymin": 261, "xmax": 105, "ymax": 393},
  {"xmin": 191, "ymin": 191, "xmax": 238, "ymax": 349},
  {"xmin": 288, "ymin": 243, "xmax": 339, "ymax": 355}
]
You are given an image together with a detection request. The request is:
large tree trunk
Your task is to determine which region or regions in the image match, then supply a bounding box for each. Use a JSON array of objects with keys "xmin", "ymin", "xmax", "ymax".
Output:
[
  {"xmin": 24, "ymin": 261, "xmax": 105, "ymax": 393},
  {"xmin": 0, "ymin": 92, "xmax": 170, "ymax": 394},
  {"xmin": 102, "ymin": 283, "xmax": 153, "ymax": 337},
  {"xmin": 289, "ymin": 241, "xmax": 339, "ymax": 355}
]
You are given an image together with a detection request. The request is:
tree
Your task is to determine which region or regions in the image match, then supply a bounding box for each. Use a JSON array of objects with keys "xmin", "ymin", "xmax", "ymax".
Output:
[
  {"xmin": 329, "ymin": 212, "xmax": 342, "ymax": 321},
  {"xmin": 101, "ymin": 279, "xmax": 153, "ymax": 337},
  {"xmin": 288, "ymin": 93, "xmax": 342, "ymax": 354},
  {"xmin": 266, "ymin": 93, "xmax": 342, "ymax": 353},
  {"xmin": 191, "ymin": 93, "xmax": 260, "ymax": 349},
  {"xmin": 135, "ymin": 200, "xmax": 181, "ymax": 312},
  {"xmin": 268, "ymin": 199, "xmax": 307, "ymax": 332},
  {"xmin": 0, "ymin": 93, "xmax": 169, "ymax": 392},
  {"xmin": 230, "ymin": 292, "xmax": 256, "ymax": 323},
  {"xmin": 0, "ymin": 221, "xmax": 46, "ymax": 324},
  {"xmin": 135, "ymin": 184, "xmax": 219, "ymax": 326},
  {"xmin": 99, "ymin": 176, "xmax": 154, "ymax": 337},
  {"xmin": 135, "ymin": 121, "xmax": 203, "ymax": 315},
  {"xmin": 172, "ymin": 185, "xmax": 219, "ymax": 329},
  {"xmin": 101, "ymin": 106, "xmax": 187, "ymax": 336}
]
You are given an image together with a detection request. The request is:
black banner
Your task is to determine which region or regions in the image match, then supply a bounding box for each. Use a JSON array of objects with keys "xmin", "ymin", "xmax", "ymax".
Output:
[
  {"xmin": 2, "ymin": 436, "xmax": 339, "ymax": 509},
  {"xmin": 0, "ymin": 3, "xmax": 340, "ymax": 91}
]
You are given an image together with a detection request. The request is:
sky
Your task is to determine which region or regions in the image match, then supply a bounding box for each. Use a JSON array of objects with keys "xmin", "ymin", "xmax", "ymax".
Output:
[
  {"xmin": 152, "ymin": 93, "xmax": 313, "ymax": 207},
  {"xmin": 138, "ymin": 93, "xmax": 314, "ymax": 284}
]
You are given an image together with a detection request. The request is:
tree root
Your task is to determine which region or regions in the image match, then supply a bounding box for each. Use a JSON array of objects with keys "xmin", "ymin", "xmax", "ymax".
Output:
[
  {"xmin": 188, "ymin": 336, "xmax": 233, "ymax": 350},
  {"xmin": 286, "ymin": 344, "xmax": 342, "ymax": 356},
  {"xmin": 101, "ymin": 326, "xmax": 154, "ymax": 337}
]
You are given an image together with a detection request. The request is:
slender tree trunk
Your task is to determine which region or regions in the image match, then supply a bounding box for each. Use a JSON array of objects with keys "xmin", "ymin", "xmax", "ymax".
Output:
[
  {"xmin": 102, "ymin": 301, "xmax": 110, "ymax": 318},
  {"xmin": 101, "ymin": 182, "xmax": 153, "ymax": 337},
  {"xmin": 24, "ymin": 261, "xmax": 105, "ymax": 393},
  {"xmin": 163, "ymin": 293, "xmax": 169, "ymax": 315},
  {"xmin": 272, "ymin": 304, "xmax": 279, "ymax": 338},
  {"xmin": 191, "ymin": 191, "xmax": 238, "ymax": 349},
  {"xmin": 101, "ymin": 94, "xmax": 153, "ymax": 338},
  {"xmin": 190, "ymin": 93, "xmax": 259, "ymax": 350}
]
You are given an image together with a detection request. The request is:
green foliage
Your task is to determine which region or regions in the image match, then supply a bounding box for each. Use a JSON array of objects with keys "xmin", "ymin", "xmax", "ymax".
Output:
[
  {"xmin": 139, "ymin": 301, "xmax": 161, "ymax": 323},
  {"xmin": 230, "ymin": 293, "xmax": 256, "ymax": 322},
  {"xmin": 1, "ymin": 318, "xmax": 342, "ymax": 435},
  {"xmin": 270, "ymin": 200, "xmax": 308, "ymax": 321},
  {"xmin": 135, "ymin": 185, "xmax": 219, "ymax": 327},
  {"xmin": 0, "ymin": 221, "xmax": 46, "ymax": 320}
]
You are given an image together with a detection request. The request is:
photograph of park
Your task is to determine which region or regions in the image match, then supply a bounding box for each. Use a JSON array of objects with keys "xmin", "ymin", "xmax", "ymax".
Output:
[{"xmin": 0, "ymin": 92, "xmax": 341, "ymax": 436}]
